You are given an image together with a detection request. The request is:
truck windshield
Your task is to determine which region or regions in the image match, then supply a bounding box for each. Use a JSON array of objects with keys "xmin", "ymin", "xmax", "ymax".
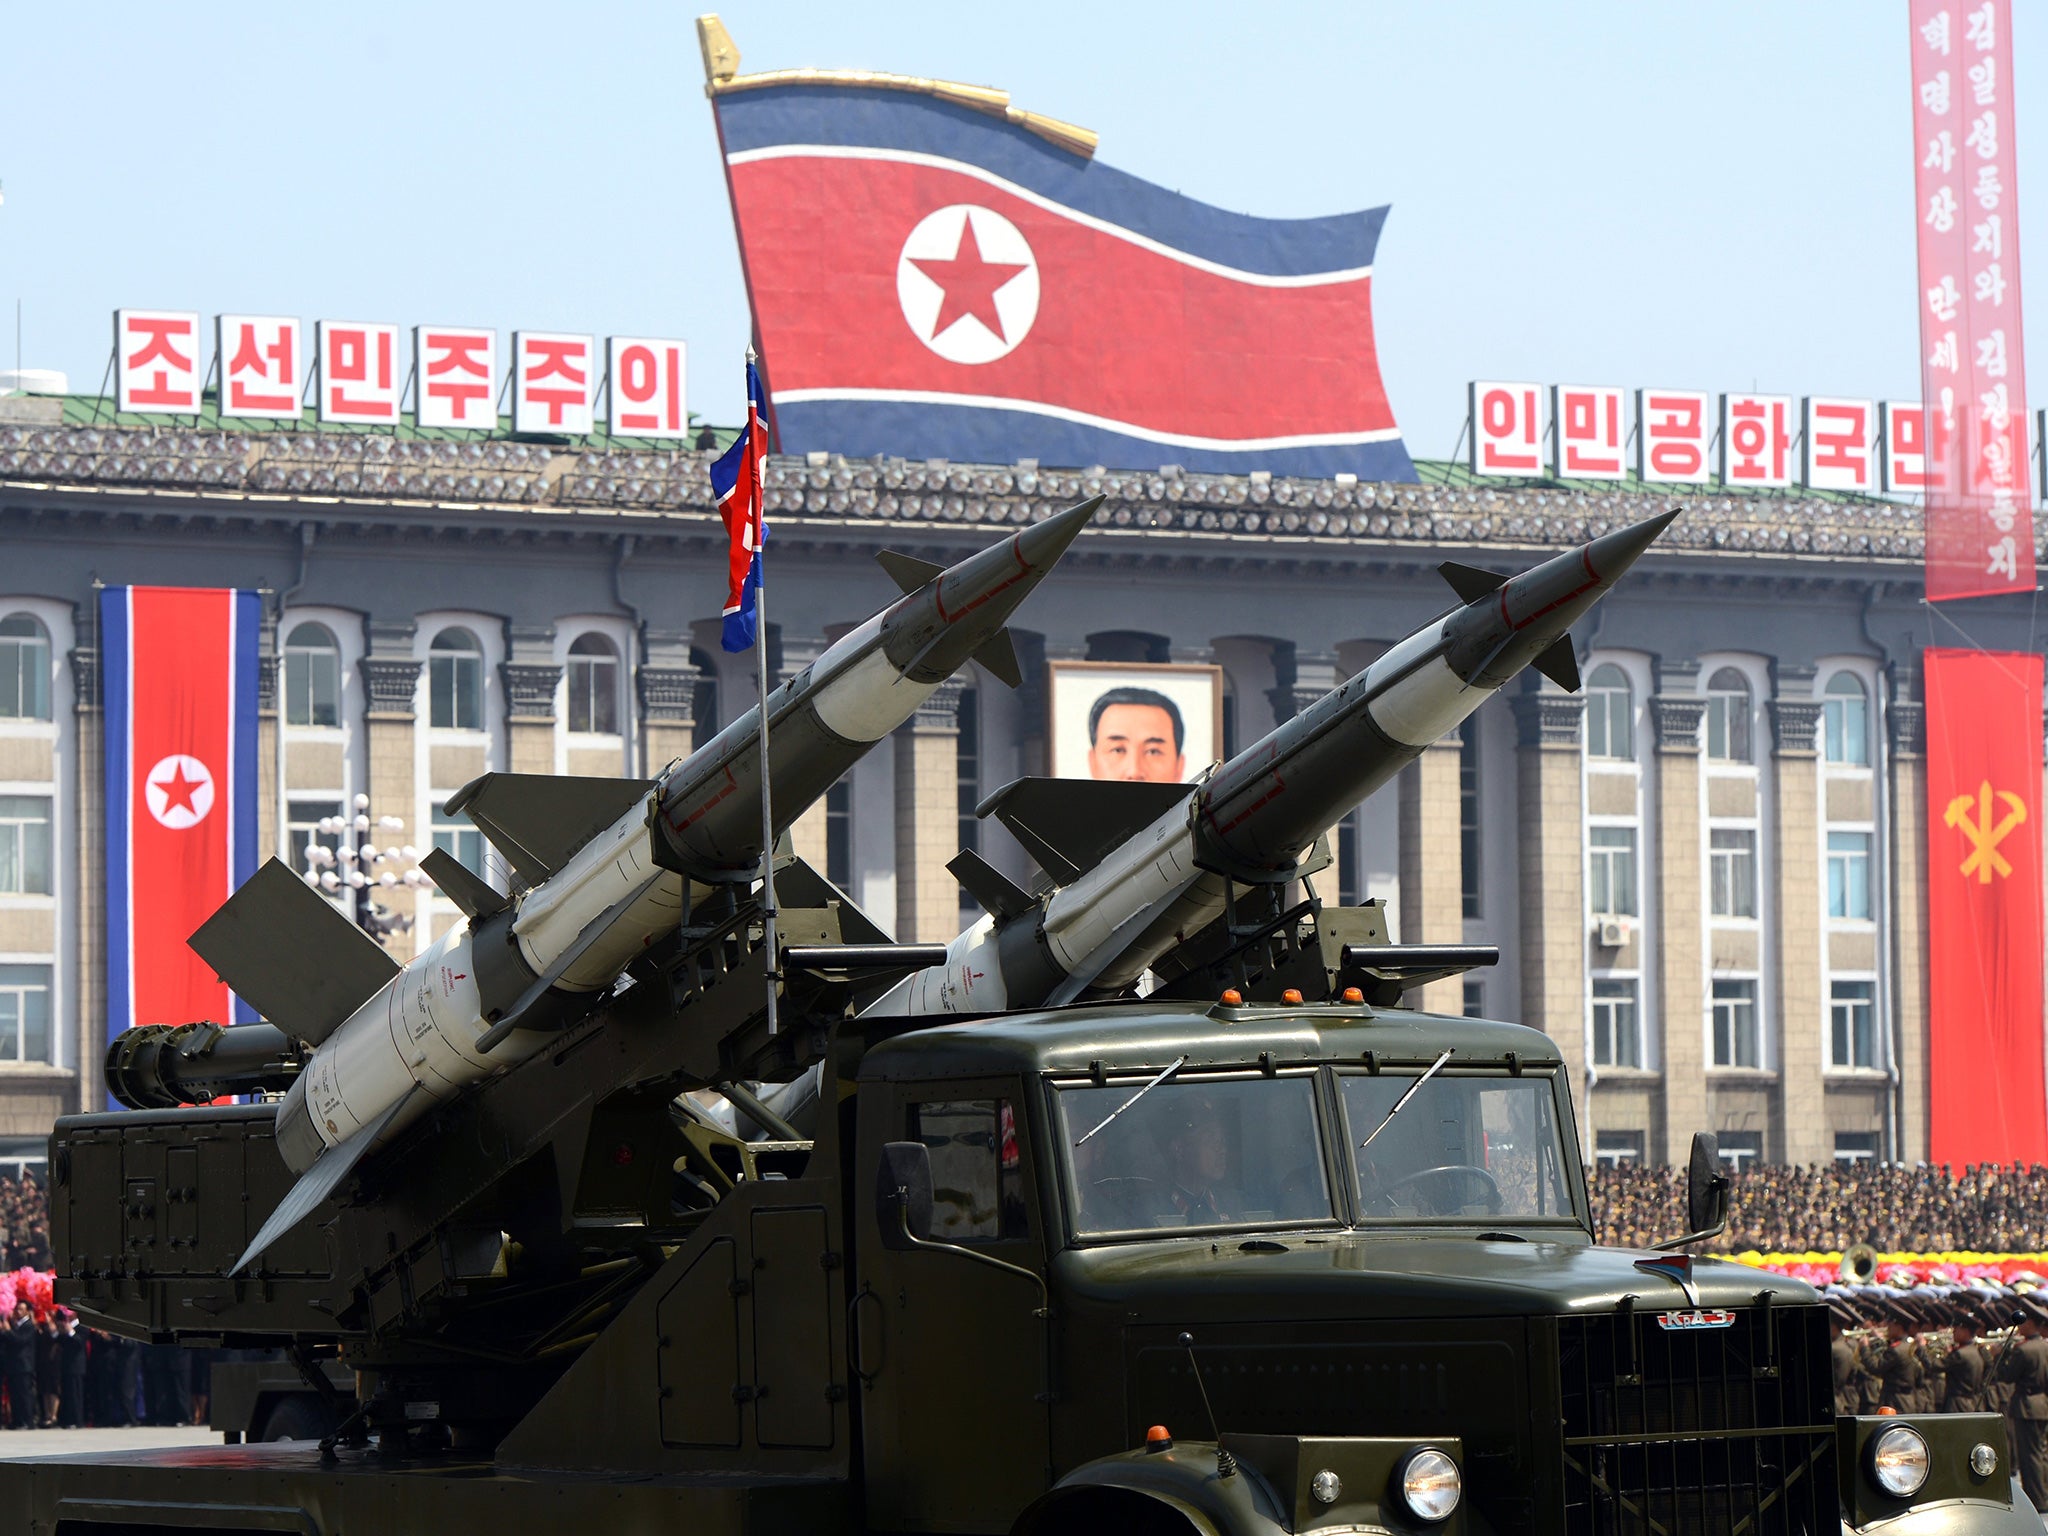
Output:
[
  {"xmin": 1057, "ymin": 1074, "xmax": 1333, "ymax": 1235},
  {"xmin": 1340, "ymin": 1072, "xmax": 1574, "ymax": 1222}
]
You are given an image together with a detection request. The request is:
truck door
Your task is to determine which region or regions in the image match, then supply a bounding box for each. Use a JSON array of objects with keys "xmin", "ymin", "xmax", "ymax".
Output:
[{"xmin": 856, "ymin": 1079, "xmax": 1050, "ymax": 1533}]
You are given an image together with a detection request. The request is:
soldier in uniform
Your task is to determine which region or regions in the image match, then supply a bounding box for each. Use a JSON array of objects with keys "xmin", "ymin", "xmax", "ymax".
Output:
[
  {"xmin": 1830, "ymin": 1302, "xmax": 1862, "ymax": 1419},
  {"xmin": 1873, "ymin": 1308, "xmax": 1923, "ymax": 1413},
  {"xmin": 1943, "ymin": 1307, "xmax": 1990, "ymax": 1415},
  {"xmin": 1994, "ymin": 1299, "xmax": 2048, "ymax": 1510}
]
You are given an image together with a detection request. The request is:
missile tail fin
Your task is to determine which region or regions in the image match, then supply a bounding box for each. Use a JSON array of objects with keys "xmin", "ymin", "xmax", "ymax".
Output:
[
  {"xmin": 875, "ymin": 549, "xmax": 945, "ymax": 594},
  {"xmin": 948, "ymin": 848, "xmax": 1034, "ymax": 920},
  {"xmin": 971, "ymin": 628, "xmax": 1022, "ymax": 688},
  {"xmin": 1533, "ymin": 635, "xmax": 1582, "ymax": 693},
  {"xmin": 445, "ymin": 773, "xmax": 656, "ymax": 884},
  {"xmin": 231, "ymin": 1088, "xmax": 418, "ymax": 1275},
  {"xmin": 420, "ymin": 848, "xmax": 509, "ymax": 920},
  {"xmin": 979, "ymin": 776, "xmax": 1191, "ymax": 883},
  {"xmin": 188, "ymin": 858, "xmax": 400, "ymax": 1047},
  {"xmin": 1438, "ymin": 560, "xmax": 1508, "ymax": 603}
]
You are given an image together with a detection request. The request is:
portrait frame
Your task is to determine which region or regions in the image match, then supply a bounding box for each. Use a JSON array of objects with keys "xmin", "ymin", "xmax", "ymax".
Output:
[{"xmin": 1046, "ymin": 660, "xmax": 1225, "ymax": 785}]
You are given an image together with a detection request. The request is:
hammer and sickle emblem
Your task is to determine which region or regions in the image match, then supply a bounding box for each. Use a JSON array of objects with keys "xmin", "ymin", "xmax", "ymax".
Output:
[{"xmin": 1943, "ymin": 780, "xmax": 2029, "ymax": 884}]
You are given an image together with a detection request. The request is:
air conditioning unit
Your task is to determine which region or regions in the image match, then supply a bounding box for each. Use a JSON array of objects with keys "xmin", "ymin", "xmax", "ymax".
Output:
[{"xmin": 1596, "ymin": 917, "xmax": 1629, "ymax": 949}]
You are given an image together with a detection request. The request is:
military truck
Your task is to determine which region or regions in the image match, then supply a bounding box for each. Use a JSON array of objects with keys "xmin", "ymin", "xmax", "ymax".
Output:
[{"xmin": 3, "ymin": 873, "xmax": 2035, "ymax": 1536}]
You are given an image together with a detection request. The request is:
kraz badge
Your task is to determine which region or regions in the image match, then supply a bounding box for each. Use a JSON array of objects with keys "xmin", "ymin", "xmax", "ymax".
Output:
[{"xmin": 1656, "ymin": 1309, "xmax": 1737, "ymax": 1331}]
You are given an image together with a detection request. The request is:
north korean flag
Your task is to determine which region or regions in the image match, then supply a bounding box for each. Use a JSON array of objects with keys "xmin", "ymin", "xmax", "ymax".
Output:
[
  {"xmin": 102, "ymin": 587, "xmax": 261, "ymax": 1051},
  {"xmin": 712, "ymin": 86, "xmax": 1414, "ymax": 481}
]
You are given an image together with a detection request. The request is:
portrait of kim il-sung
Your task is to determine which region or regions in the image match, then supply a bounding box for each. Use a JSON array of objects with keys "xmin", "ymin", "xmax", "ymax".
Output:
[{"xmin": 1047, "ymin": 661, "xmax": 1225, "ymax": 785}]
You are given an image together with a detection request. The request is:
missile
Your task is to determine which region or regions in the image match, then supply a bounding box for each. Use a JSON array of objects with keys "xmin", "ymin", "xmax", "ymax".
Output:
[
  {"xmin": 202, "ymin": 497, "xmax": 1099, "ymax": 1271},
  {"xmin": 871, "ymin": 508, "xmax": 1677, "ymax": 1018}
]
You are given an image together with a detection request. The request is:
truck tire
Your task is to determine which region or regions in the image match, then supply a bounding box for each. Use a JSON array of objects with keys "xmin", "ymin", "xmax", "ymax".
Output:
[
  {"xmin": 1012, "ymin": 1488, "xmax": 1204, "ymax": 1536},
  {"xmin": 257, "ymin": 1396, "xmax": 332, "ymax": 1443}
]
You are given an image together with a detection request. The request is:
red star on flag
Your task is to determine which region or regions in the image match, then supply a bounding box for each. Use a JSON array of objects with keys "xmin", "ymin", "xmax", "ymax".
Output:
[
  {"xmin": 153, "ymin": 762, "xmax": 204, "ymax": 815},
  {"xmin": 910, "ymin": 215, "xmax": 1030, "ymax": 343}
]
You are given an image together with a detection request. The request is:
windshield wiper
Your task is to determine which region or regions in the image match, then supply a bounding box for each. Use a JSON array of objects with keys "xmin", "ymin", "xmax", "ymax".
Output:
[
  {"xmin": 1358, "ymin": 1048, "xmax": 1453, "ymax": 1151},
  {"xmin": 1074, "ymin": 1055, "xmax": 1188, "ymax": 1147}
]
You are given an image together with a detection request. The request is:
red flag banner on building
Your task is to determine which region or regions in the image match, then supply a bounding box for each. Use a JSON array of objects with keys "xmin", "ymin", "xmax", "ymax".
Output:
[
  {"xmin": 102, "ymin": 587, "xmax": 261, "ymax": 1051},
  {"xmin": 1909, "ymin": 1, "xmax": 2033, "ymax": 601},
  {"xmin": 1925, "ymin": 646, "xmax": 2046, "ymax": 1162}
]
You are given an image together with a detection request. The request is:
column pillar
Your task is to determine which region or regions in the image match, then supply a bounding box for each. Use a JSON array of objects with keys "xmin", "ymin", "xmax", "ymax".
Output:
[
  {"xmin": 360, "ymin": 622, "xmax": 421, "ymax": 960},
  {"xmin": 70, "ymin": 646, "xmax": 100, "ymax": 1114},
  {"xmin": 257, "ymin": 616, "xmax": 279, "ymax": 863},
  {"xmin": 1888, "ymin": 671, "xmax": 1929, "ymax": 1161},
  {"xmin": 894, "ymin": 679, "xmax": 964, "ymax": 944},
  {"xmin": 1651, "ymin": 662, "xmax": 1706, "ymax": 1163},
  {"xmin": 502, "ymin": 624, "xmax": 561, "ymax": 776},
  {"xmin": 1767, "ymin": 662, "xmax": 1825, "ymax": 1164},
  {"xmin": 1397, "ymin": 739, "xmax": 1465, "ymax": 1013},
  {"xmin": 637, "ymin": 628, "xmax": 698, "ymax": 778},
  {"xmin": 1512, "ymin": 681, "xmax": 1588, "ymax": 1139},
  {"xmin": 781, "ymin": 636, "xmax": 832, "ymax": 872}
]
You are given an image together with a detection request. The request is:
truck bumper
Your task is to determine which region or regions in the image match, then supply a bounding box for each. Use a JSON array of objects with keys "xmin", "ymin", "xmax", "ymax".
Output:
[{"xmin": 1844, "ymin": 1481, "xmax": 2043, "ymax": 1534}]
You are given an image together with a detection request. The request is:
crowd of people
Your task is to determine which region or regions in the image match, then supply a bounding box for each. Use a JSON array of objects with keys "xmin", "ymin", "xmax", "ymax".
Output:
[
  {"xmin": 0, "ymin": 1175, "xmax": 51, "ymax": 1272},
  {"xmin": 1589, "ymin": 1158, "xmax": 2048, "ymax": 1254}
]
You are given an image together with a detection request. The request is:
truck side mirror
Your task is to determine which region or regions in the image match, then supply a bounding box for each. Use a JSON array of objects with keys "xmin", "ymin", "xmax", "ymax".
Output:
[
  {"xmin": 877, "ymin": 1141, "xmax": 935, "ymax": 1251},
  {"xmin": 1686, "ymin": 1131, "xmax": 1730, "ymax": 1236}
]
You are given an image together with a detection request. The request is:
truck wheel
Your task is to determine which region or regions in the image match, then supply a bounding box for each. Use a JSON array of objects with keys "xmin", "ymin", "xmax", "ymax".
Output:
[
  {"xmin": 1013, "ymin": 1488, "xmax": 1204, "ymax": 1536},
  {"xmin": 257, "ymin": 1396, "xmax": 332, "ymax": 1442}
]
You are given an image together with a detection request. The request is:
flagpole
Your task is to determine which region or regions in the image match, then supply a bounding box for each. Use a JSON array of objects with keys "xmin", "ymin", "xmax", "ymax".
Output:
[{"xmin": 748, "ymin": 349, "xmax": 779, "ymax": 1038}]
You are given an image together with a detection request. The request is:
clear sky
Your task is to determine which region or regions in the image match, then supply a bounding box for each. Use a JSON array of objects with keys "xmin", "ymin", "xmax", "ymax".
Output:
[{"xmin": 3, "ymin": 2, "xmax": 2042, "ymax": 460}]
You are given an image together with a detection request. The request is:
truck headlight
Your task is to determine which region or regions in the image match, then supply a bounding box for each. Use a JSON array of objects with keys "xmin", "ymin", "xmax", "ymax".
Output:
[
  {"xmin": 1398, "ymin": 1447, "xmax": 1462, "ymax": 1522},
  {"xmin": 1868, "ymin": 1425, "xmax": 1930, "ymax": 1498}
]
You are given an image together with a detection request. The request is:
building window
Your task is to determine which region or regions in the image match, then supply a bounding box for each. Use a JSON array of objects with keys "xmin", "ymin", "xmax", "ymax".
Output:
[
  {"xmin": 1220, "ymin": 686, "xmax": 1237, "ymax": 760},
  {"xmin": 1711, "ymin": 978, "xmax": 1759, "ymax": 1068},
  {"xmin": 826, "ymin": 778, "xmax": 853, "ymax": 889},
  {"xmin": 1459, "ymin": 716, "xmax": 1481, "ymax": 918},
  {"xmin": 0, "ymin": 797, "xmax": 51, "ymax": 896},
  {"xmin": 0, "ymin": 966, "xmax": 50, "ymax": 1063},
  {"xmin": 1586, "ymin": 664, "xmax": 1633, "ymax": 760},
  {"xmin": 689, "ymin": 646, "xmax": 720, "ymax": 751},
  {"xmin": 956, "ymin": 687, "xmax": 980, "ymax": 916},
  {"xmin": 1834, "ymin": 1131, "xmax": 1879, "ymax": 1163},
  {"xmin": 1716, "ymin": 1130, "xmax": 1764, "ymax": 1172},
  {"xmin": 1823, "ymin": 673, "xmax": 1870, "ymax": 766},
  {"xmin": 0, "ymin": 615, "xmax": 51, "ymax": 723},
  {"xmin": 1593, "ymin": 1129, "xmax": 1644, "ymax": 1169},
  {"xmin": 283, "ymin": 622, "xmax": 341, "ymax": 728},
  {"xmin": 1591, "ymin": 977, "xmax": 1641, "ymax": 1067},
  {"xmin": 428, "ymin": 628, "xmax": 484, "ymax": 731},
  {"xmin": 1462, "ymin": 980, "xmax": 1484, "ymax": 1019},
  {"xmin": 565, "ymin": 633, "xmax": 620, "ymax": 736},
  {"xmin": 431, "ymin": 798, "xmax": 486, "ymax": 882},
  {"xmin": 1705, "ymin": 667, "xmax": 1752, "ymax": 763},
  {"xmin": 1830, "ymin": 978, "xmax": 1878, "ymax": 1069},
  {"xmin": 1337, "ymin": 812, "xmax": 1361, "ymax": 905},
  {"xmin": 1588, "ymin": 826, "xmax": 1638, "ymax": 916},
  {"xmin": 1827, "ymin": 831, "xmax": 1872, "ymax": 919},
  {"xmin": 1709, "ymin": 827, "xmax": 1756, "ymax": 918},
  {"xmin": 288, "ymin": 797, "xmax": 344, "ymax": 883},
  {"xmin": 0, "ymin": 1138, "xmax": 45, "ymax": 1183}
]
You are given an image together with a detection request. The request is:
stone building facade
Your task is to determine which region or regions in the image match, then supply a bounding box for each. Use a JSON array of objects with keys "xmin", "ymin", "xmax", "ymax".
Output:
[{"xmin": 0, "ymin": 397, "xmax": 2040, "ymax": 1174}]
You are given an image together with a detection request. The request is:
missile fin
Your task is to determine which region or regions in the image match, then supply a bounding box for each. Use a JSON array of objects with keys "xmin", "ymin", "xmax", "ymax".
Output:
[
  {"xmin": 979, "ymin": 777, "xmax": 1192, "ymax": 884},
  {"xmin": 875, "ymin": 549, "xmax": 945, "ymax": 594},
  {"xmin": 1438, "ymin": 561, "xmax": 1508, "ymax": 603},
  {"xmin": 1532, "ymin": 635, "xmax": 1582, "ymax": 693},
  {"xmin": 187, "ymin": 858, "xmax": 400, "ymax": 1048},
  {"xmin": 773, "ymin": 856, "xmax": 894, "ymax": 945},
  {"xmin": 947, "ymin": 848, "xmax": 1034, "ymax": 921},
  {"xmin": 445, "ymin": 773, "xmax": 656, "ymax": 884},
  {"xmin": 420, "ymin": 848, "xmax": 509, "ymax": 920},
  {"xmin": 971, "ymin": 628, "xmax": 1023, "ymax": 688},
  {"xmin": 230, "ymin": 1087, "xmax": 419, "ymax": 1275}
]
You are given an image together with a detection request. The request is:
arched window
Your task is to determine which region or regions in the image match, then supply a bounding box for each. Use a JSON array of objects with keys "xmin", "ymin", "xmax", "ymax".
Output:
[
  {"xmin": 1586, "ymin": 664, "xmax": 1633, "ymax": 760},
  {"xmin": 429, "ymin": 628, "xmax": 484, "ymax": 731},
  {"xmin": 1823, "ymin": 673, "xmax": 1869, "ymax": 766},
  {"xmin": 0, "ymin": 615, "xmax": 51, "ymax": 722},
  {"xmin": 1705, "ymin": 667, "xmax": 1752, "ymax": 763},
  {"xmin": 565, "ymin": 633, "xmax": 620, "ymax": 736},
  {"xmin": 283, "ymin": 622, "xmax": 341, "ymax": 728}
]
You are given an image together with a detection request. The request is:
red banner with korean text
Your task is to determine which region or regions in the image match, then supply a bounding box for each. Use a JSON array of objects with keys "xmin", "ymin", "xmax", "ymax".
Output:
[
  {"xmin": 1910, "ymin": 1, "xmax": 2032, "ymax": 601},
  {"xmin": 1926, "ymin": 647, "xmax": 2046, "ymax": 1163}
]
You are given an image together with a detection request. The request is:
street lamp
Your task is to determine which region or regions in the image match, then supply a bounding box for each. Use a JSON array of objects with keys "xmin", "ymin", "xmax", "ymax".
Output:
[{"xmin": 300, "ymin": 792, "xmax": 420, "ymax": 948}]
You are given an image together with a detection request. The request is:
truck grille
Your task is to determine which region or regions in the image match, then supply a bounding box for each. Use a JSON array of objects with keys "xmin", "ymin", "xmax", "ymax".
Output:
[{"xmin": 1557, "ymin": 1303, "xmax": 1838, "ymax": 1535}]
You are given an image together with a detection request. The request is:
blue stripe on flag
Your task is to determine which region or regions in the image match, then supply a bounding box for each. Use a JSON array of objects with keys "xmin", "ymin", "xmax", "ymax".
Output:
[
  {"xmin": 230, "ymin": 589, "xmax": 262, "ymax": 1023},
  {"xmin": 99, "ymin": 588, "xmax": 132, "ymax": 1056}
]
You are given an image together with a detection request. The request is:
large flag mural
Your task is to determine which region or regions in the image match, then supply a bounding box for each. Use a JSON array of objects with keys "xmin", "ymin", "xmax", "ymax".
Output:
[
  {"xmin": 102, "ymin": 587, "xmax": 261, "ymax": 1048},
  {"xmin": 701, "ymin": 20, "xmax": 1414, "ymax": 481},
  {"xmin": 1925, "ymin": 646, "xmax": 2046, "ymax": 1163}
]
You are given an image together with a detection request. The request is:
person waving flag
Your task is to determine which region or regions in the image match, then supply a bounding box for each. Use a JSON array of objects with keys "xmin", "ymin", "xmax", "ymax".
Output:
[{"xmin": 712, "ymin": 356, "xmax": 769, "ymax": 653}]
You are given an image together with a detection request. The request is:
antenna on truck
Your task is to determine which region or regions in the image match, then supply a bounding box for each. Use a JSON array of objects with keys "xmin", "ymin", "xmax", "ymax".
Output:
[{"xmin": 1176, "ymin": 1332, "xmax": 1236, "ymax": 1478}]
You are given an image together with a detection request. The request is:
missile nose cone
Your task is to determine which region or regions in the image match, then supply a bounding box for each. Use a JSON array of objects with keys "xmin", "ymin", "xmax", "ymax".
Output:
[
  {"xmin": 887, "ymin": 496, "xmax": 1100, "ymax": 681},
  {"xmin": 1584, "ymin": 507, "xmax": 1681, "ymax": 586}
]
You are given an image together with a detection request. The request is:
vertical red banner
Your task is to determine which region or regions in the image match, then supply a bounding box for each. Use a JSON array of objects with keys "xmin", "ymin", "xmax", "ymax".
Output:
[
  {"xmin": 1926, "ymin": 647, "xmax": 2047, "ymax": 1163},
  {"xmin": 1909, "ymin": 1, "xmax": 2033, "ymax": 601}
]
